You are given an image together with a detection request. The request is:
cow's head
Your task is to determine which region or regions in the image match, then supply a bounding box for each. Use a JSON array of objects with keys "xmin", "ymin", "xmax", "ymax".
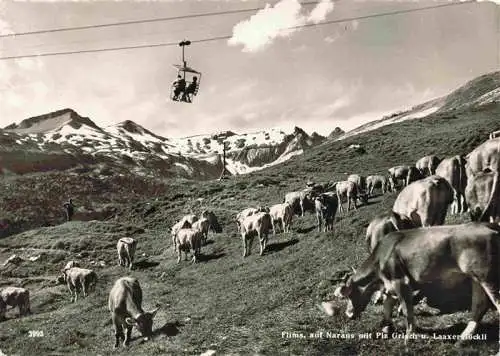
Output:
[
  {"xmin": 125, "ymin": 308, "xmax": 159, "ymax": 341},
  {"xmin": 333, "ymin": 273, "xmax": 374, "ymax": 320}
]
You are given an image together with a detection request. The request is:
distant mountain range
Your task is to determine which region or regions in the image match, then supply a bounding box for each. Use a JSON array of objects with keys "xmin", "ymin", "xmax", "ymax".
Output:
[
  {"xmin": 1, "ymin": 70, "xmax": 498, "ymax": 180},
  {"xmin": 0, "ymin": 109, "xmax": 343, "ymax": 179}
]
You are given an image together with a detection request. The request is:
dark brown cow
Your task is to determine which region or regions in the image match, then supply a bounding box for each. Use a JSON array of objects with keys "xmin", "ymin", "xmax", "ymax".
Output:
[
  {"xmin": 108, "ymin": 277, "xmax": 159, "ymax": 348},
  {"xmin": 327, "ymin": 223, "xmax": 500, "ymax": 347}
]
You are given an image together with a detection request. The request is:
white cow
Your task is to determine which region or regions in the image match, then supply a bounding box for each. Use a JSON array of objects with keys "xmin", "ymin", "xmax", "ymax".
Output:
[
  {"xmin": 62, "ymin": 267, "xmax": 98, "ymax": 302},
  {"xmin": 366, "ymin": 175, "xmax": 390, "ymax": 196},
  {"xmin": 117, "ymin": 237, "xmax": 137, "ymax": 270},
  {"xmin": 269, "ymin": 202, "xmax": 293, "ymax": 234},
  {"xmin": 239, "ymin": 212, "xmax": 272, "ymax": 257},
  {"xmin": 0, "ymin": 286, "xmax": 31, "ymax": 319},
  {"xmin": 175, "ymin": 228, "xmax": 203, "ymax": 263},
  {"xmin": 335, "ymin": 180, "xmax": 358, "ymax": 213},
  {"xmin": 108, "ymin": 277, "xmax": 158, "ymax": 348}
]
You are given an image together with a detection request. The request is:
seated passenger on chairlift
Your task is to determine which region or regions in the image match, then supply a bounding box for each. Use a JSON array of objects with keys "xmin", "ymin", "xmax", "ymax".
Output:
[
  {"xmin": 182, "ymin": 76, "xmax": 198, "ymax": 103},
  {"xmin": 172, "ymin": 75, "xmax": 186, "ymax": 101}
]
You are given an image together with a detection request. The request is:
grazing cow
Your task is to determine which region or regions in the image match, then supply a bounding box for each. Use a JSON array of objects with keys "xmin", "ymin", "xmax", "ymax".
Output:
[
  {"xmin": 62, "ymin": 267, "xmax": 98, "ymax": 302},
  {"xmin": 465, "ymin": 171, "xmax": 499, "ymax": 223},
  {"xmin": 388, "ymin": 165, "xmax": 422, "ymax": 191},
  {"xmin": 235, "ymin": 207, "xmax": 268, "ymax": 228},
  {"xmin": 269, "ymin": 202, "xmax": 293, "ymax": 234},
  {"xmin": 175, "ymin": 228, "xmax": 203, "ymax": 263},
  {"xmin": 465, "ymin": 137, "xmax": 500, "ymax": 222},
  {"xmin": 388, "ymin": 165, "xmax": 410, "ymax": 190},
  {"xmin": 366, "ymin": 175, "xmax": 390, "ymax": 196},
  {"xmin": 284, "ymin": 187, "xmax": 320, "ymax": 217},
  {"xmin": 435, "ymin": 155, "xmax": 468, "ymax": 214},
  {"xmin": 0, "ymin": 287, "xmax": 31, "ymax": 319},
  {"xmin": 196, "ymin": 210, "xmax": 223, "ymax": 244},
  {"xmin": 329, "ymin": 223, "xmax": 500, "ymax": 346},
  {"xmin": 416, "ymin": 155, "xmax": 441, "ymax": 177},
  {"xmin": 171, "ymin": 219, "xmax": 193, "ymax": 250},
  {"xmin": 117, "ymin": 237, "xmax": 137, "ymax": 270},
  {"xmin": 314, "ymin": 193, "xmax": 339, "ymax": 232},
  {"xmin": 239, "ymin": 212, "xmax": 272, "ymax": 257},
  {"xmin": 335, "ymin": 181, "xmax": 358, "ymax": 213},
  {"xmin": 347, "ymin": 174, "xmax": 368, "ymax": 203},
  {"xmin": 192, "ymin": 218, "xmax": 210, "ymax": 244},
  {"xmin": 200, "ymin": 210, "xmax": 223, "ymax": 233},
  {"xmin": 108, "ymin": 277, "xmax": 159, "ymax": 348},
  {"xmin": 392, "ymin": 175, "xmax": 454, "ymax": 228}
]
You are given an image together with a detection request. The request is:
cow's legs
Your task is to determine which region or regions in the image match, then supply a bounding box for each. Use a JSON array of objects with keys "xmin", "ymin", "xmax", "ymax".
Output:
[
  {"xmin": 272, "ymin": 220, "xmax": 276, "ymax": 235},
  {"xmin": 124, "ymin": 325, "xmax": 133, "ymax": 347},
  {"xmin": 381, "ymin": 294, "xmax": 397, "ymax": 333},
  {"xmin": 242, "ymin": 235, "xmax": 247, "ymax": 257},
  {"xmin": 300, "ymin": 202, "xmax": 305, "ymax": 217},
  {"xmin": 478, "ymin": 280, "xmax": 500, "ymax": 313},
  {"xmin": 247, "ymin": 236, "xmax": 253, "ymax": 256},
  {"xmin": 461, "ymin": 195, "xmax": 468, "ymax": 214},
  {"xmin": 259, "ymin": 232, "xmax": 265, "ymax": 256},
  {"xmin": 66, "ymin": 282, "xmax": 73, "ymax": 301},
  {"xmin": 457, "ymin": 281, "xmax": 492, "ymax": 343},
  {"xmin": 82, "ymin": 282, "xmax": 87, "ymax": 298},
  {"xmin": 317, "ymin": 215, "xmax": 322, "ymax": 232},
  {"xmin": 395, "ymin": 282, "xmax": 415, "ymax": 346},
  {"xmin": 177, "ymin": 246, "xmax": 181, "ymax": 263},
  {"xmin": 112, "ymin": 319, "xmax": 123, "ymax": 348}
]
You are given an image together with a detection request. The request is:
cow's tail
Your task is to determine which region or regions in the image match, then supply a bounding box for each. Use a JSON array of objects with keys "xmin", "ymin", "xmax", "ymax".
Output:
[{"xmin": 479, "ymin": 171, "xmax": 499, "ymax": 222}]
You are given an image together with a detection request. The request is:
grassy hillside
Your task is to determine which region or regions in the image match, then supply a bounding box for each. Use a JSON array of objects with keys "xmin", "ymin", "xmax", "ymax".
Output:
[{"xmin": 0, "ymin": 103, "xmax": 499, "ymax": 356}]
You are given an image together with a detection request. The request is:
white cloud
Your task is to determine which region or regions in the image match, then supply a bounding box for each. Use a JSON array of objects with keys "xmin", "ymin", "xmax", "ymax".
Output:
[
  {"xmin": 307, "ymin": 0, "xmax": 334, "ymax": 24},
  {"xmin": 228, "ymin": 0, "xmax": 334, "ymax": 52}
]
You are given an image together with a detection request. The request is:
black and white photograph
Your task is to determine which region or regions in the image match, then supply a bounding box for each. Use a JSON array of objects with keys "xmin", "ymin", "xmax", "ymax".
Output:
[{"xmin": 0, "ymin": 0, "xmax": 499, "ymax": 355}]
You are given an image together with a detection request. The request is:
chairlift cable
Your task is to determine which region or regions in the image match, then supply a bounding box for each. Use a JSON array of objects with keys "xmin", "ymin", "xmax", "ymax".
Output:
[
  {"xmin": 0, "ymin": 1, "xmax": 476, "ymax": 61},
  {"xmin": 0, "ymin": 1, "xmax": 325, "ymax": 39}
]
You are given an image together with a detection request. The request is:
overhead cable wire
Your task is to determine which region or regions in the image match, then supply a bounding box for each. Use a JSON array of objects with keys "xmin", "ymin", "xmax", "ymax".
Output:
[
  {"xmin": 0, "ymin": 0, "xmax": 476, "ymax": 61},
  {"xmin": 0, "ymin": 1, "xmax": 324, "ymax": 38}
]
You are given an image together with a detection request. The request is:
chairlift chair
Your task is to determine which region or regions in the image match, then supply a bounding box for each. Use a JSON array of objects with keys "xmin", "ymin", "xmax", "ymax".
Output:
[{"xmin": 171, "ymin": 40, "xmax": 202, "ymax": 103}]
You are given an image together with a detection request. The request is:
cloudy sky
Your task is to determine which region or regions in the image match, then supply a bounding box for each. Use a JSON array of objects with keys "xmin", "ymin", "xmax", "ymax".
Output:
[{"xmin": 0, "ymin": 0, "xmax": 498, "ymax": 138}]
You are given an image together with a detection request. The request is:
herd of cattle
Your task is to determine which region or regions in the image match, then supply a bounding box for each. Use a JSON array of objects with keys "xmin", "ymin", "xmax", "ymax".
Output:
[{"xmin": 1, "ymin": 134, "xmax": 500, "ymax": 350}]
